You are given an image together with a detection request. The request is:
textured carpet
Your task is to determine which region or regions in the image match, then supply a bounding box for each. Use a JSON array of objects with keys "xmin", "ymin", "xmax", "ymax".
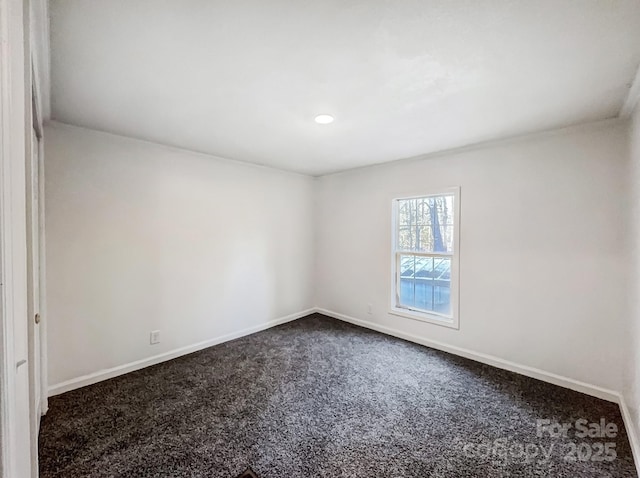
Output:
[
  {"xmin": 40, "ymin": 314, "xmax": 637, "ymax": 477},
  {"xmin": 237, "ymin": 468, "xmax": 259, "ymax": 478}
]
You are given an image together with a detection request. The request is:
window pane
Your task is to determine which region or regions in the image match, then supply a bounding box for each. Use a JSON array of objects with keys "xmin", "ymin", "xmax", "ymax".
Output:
[
  {"xmin": 399, "ymin": 254, "xmax": 416, "ymax": 308},
  {"xmin": 444, "ymin": 196, "xmax": 455, "ymax": 225},
  {"xmin": 398, "ymin": 226, "xmax": 414, "ymax": 250},
  {"xmin": 400, "ymin": 255, "xmax": 415, "ymax": 278},
  {"xmin": 415, "ymin": 198, "xmax": 430, "ymax": 225},
  {"xmin": 397, "ymin": 195, "xmax": 454, "ymax": 253},
  {"xmin": 397, "ymin": 199, "xmax": 415, "ymax": 228},
  {"xmin": 415, "ymin": 225, "xmax": 432, "ymax": 252},
  {"xmin": 441, "ymin": 225, "xmax": 454, "ymax": 253},
  {"xmin": 398, "ymin": 254, "xmax": 451, "ymax": 316}
]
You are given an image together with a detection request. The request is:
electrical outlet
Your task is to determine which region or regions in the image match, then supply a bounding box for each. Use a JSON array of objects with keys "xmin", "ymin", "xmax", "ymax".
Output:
[
  {"xmin": 150, "ymin": 330, "xmax": 160, "ymax": 345},
  {"xmin": 367, "ymin": 303, "xmax": 373, "ymax": 315}
]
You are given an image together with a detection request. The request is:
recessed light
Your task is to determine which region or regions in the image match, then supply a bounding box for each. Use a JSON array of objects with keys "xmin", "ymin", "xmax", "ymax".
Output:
[{"xmin": 314, "ymin": 114, "xmax": 334, "ymax": 124}]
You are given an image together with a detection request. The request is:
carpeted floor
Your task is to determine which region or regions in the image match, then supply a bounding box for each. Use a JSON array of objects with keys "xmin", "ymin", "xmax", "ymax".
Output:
[{"xmin": 39, "ymin": 314, "xmax": 637, "ymax": 477}]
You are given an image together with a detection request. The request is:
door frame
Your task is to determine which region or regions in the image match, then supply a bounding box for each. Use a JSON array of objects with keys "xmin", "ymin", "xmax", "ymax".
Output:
[
  {"xmin": 0, "ymin": 0, "xmax": 30, "ymax": 475},
  {"xmin": 0, "ymin": 0, "xmax": 14, "ymax": 470}
]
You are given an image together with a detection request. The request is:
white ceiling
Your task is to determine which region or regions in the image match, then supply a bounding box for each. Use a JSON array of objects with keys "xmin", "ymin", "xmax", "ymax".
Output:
[{"xmin": 50, "ymin": 0, "xmax": 640, "ymax": 176}]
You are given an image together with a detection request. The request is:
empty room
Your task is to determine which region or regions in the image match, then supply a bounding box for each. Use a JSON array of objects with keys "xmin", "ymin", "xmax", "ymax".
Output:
[{"xmin": 3, "ymin": 0, "xmax": 640, "ymax": 477}]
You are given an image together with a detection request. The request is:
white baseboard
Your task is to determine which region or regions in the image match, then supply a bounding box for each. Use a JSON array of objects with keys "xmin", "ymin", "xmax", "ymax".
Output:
[
  {"xmin": 47, "ymin": 306, "xmax": 640, "ymax": 473},
  {"xmin": 618, "ymin": 394, "xmax": 640, "ymax": 475},
  {"xmin": 48, "ymin": 308, "xmax": 315, "ymax": 396},
  {"xmin": 315, "ymin": 308, "xmax": 619, "ymax": 403}
]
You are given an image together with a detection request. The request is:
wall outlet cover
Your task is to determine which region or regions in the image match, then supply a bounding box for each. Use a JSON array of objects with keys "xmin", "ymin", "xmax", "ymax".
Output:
[{"xmin": 150, "ymin": 330, "xmax": 160, "ymax": 345}]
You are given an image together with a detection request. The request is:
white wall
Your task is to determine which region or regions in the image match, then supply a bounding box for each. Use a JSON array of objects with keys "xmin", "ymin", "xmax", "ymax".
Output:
[
  {"xmin": 316, "ymin": 120, "xmax": 628, "ymax": 393},
  {"xmin": 45, "ymin": 122, "xmax": 315, "ymax": 388},
  {"xmin": 626, "ymin": 104, "xmax": 640, "ymax": 450},
  {"xmin": 45, "ymin": 117, "xmax": 631, "ymax": 401}
]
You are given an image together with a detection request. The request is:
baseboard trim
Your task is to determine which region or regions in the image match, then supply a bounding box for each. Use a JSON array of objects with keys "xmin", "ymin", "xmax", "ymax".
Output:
[
  {"xmin": 48, "ymin": 308, "xmax": 315, "ymax": 397},
  {"xmin": 315, "ymin": 308, "xmax": 619, "ymax": 403},
  {"xmin": 618, "ymin": 394, "xmax": 640, "ymax": 474}
]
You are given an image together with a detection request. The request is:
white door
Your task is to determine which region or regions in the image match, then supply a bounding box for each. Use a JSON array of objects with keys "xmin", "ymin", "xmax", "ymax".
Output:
[{"xmin": 27, "ymin": 125, "xmax": 42, "ymax": 472}]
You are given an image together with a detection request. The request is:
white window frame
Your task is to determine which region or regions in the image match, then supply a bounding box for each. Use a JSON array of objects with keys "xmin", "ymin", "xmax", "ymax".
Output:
[{"xmin": 390, "ymin": 187, "xmax": 460, "ymax": 329}]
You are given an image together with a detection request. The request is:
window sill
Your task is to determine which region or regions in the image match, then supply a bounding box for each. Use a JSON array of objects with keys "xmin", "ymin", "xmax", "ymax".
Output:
[{"xmin": 389, "ymin": 307, "xmax": 459, "ymax": 330}]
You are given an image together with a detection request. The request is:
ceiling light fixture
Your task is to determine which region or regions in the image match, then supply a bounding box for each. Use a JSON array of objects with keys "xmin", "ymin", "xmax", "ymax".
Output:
[{"xmin": 314, "ymin": 114, "xmax": 334, "ymax": 124}]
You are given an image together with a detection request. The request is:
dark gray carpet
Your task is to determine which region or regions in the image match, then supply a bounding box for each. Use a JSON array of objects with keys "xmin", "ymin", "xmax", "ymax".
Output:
[{"xmin": 39, "ymin": 314, "xmax": 637, "ymax": 477}]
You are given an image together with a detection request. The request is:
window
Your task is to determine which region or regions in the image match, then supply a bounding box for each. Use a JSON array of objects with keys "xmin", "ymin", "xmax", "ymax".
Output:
[{"xmin": 391, "ymin": 189, "xmax": 460, "ymax": 328}]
